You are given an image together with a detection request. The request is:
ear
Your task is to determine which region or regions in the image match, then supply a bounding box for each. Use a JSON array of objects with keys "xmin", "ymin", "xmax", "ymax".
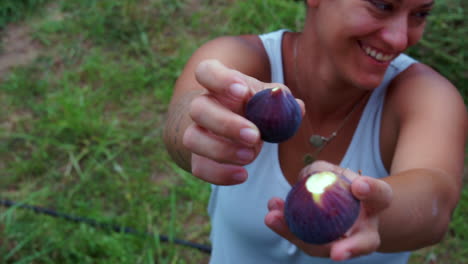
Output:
[{"xmin": 306, "ymin": 0, "xmax": 319, "ymax": 7}]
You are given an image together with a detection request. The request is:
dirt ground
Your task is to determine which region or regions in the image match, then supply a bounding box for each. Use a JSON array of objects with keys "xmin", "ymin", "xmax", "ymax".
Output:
[{"xmin": 0, "ymin": 23, "xmax": 42, "ymax": 79}]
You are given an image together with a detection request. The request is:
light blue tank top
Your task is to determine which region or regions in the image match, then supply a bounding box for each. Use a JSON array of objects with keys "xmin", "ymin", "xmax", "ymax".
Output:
[{"xmin": 208, "ymin": 29, "xmax": 417, "ymax": 264}]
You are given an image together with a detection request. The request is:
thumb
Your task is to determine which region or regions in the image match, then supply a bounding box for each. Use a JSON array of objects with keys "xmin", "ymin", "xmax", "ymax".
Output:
[
  {"xmin": 195, "ymin": 59, "xmax": 302, "ymax": 115},
  {"xmin": 195, "ymin": 59, "xmax": 263, "ymax": 113},
  {"xmin": 351, "ymin": 176, "xmax": 393, "ymax": 215}
]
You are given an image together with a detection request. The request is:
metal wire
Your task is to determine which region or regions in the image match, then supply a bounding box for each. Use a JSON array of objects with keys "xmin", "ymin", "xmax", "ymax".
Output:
[{"xmin": 0, "ymin": 199, "xmax": 212, "ymax": 254}]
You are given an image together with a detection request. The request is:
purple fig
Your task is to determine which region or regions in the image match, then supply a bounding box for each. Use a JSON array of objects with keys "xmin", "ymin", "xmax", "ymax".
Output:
[
  {"xmin": 245, "ymin": 87, "xmax": 302, "ymax": 143},
  {"xmin": 284, "ymin": 171, "xmax": 360, "ymax": 244}
]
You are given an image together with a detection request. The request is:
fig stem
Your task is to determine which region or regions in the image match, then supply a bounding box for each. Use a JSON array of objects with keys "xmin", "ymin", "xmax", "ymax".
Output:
[{"xmin": 271, "ymin": 87, "xmax": 282, "ymax": 94}]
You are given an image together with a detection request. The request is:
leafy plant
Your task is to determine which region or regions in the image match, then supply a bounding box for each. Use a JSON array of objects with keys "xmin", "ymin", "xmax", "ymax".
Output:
[
  {"xmin": 0, "ymin": 0, "xmax": 50, "ymax": 29},
  {"xmin": 0, "ymin": 0, "xmax": 466, "ymax": 263}
]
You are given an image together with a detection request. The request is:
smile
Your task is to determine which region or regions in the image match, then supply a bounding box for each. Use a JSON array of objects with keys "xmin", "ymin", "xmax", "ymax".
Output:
[{"xmin": 361, "ymin": 44, "xmax": 395, "ymax": 63}]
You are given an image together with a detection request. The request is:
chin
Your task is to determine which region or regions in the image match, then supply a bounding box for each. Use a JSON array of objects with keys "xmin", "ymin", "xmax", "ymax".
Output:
[
  {"xmin": 352, "ymin": 74, "xmax": 386, "ymax": 90},
  {"xmin": 348, "ymin": 41, "xmax": 398, "ymax": 89},
  {"xmin": 338, "ymin": 56, "xmax": 390, "ymax": 91}
]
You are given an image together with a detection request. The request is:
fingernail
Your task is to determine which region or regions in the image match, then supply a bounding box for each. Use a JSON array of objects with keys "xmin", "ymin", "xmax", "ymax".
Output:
[
  {"xmin": 240, "ymin": 128, "xmax": 259, "ymax": 145},
  {"xmin": 236, "ymin": 148, "xmax": 254, "ymax": 162},
  {"xmin": 230, "ymin": 83, "xmax": 247, "ymax": 98},
  {"xmin": 356, "ymin": 180, "xmax": 370, "ymax": 195},
  {"xmin": 232, "ymin": 171, "xmax": 247, "ymax": 182}
]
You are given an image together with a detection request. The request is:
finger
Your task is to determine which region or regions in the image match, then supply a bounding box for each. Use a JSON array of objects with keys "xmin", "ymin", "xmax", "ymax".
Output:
[
  {"xmin": 296, "ymin": 98, "xmax": 306, "ymax": 117},
  {"xmin": 330, "ymin": 223, "xmax": 380, "ymax": 261},
  {"xmin": 183, "ymin": 124, "xmax": 258, "ymax": 165},
  {"xmin": 190, "ymin": 94, "xmax": 260, "ymax": 146},
  {"xmin": 195, "ymin": 60, "xmax": 258, "ymax": 112},
  {"xmin": 265, "ymin": 199, "xmax": 317, "ymax": 248},
  {"xmin": 267, "ymin": 197, "xmax": 285, "ymax": 211},
  {"xmin": 351, "ymin": 176, "xmax": 393, "ymax": 215},
  {"xmin": 264, "ymin": 204, "xmax": 331, "ymax": 258},
  {"xmin": 265, "ymin": 198, "xmax": 300, "ymax": 244},
  {"xmin": 195, "ymin": 60, "xmax": 293, "ymax": 114},
  {"xmin": 191, "ymin": 153, "xmax": 248, "ymax": 185},
  {"xmin": 264, "ymin": 207, "xmax": 304, "ymax": 246}
]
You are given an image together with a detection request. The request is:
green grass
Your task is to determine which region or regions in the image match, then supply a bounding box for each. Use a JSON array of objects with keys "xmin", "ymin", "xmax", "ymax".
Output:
[
  {"xmin": 0, "ymin": 0, "xmax": 466, "ymax": 263},
  {"xmin": 406, "ymin": 0, "xmax": 468, "ymax": 102},
  {"xmin": 0, "ymin": 0, "xmax": 51, "ymax": 30}
]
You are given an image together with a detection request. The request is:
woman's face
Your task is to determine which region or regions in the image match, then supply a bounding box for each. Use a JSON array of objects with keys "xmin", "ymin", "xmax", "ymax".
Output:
[{"xmin": 308, "ymin": 0, "xmax": 434, "ymax": 89}]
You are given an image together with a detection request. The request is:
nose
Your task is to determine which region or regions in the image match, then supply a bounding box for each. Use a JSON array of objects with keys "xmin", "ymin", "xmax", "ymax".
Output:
[{"xmin": 380, "ymin": 16, "xmax": 409, "ymax": 52}]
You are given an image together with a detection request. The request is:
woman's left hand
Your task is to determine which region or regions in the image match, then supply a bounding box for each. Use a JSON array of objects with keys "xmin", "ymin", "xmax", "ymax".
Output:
[{"xmin": 264, "ymin": 160, "xmax": 393, "ymax": 261}]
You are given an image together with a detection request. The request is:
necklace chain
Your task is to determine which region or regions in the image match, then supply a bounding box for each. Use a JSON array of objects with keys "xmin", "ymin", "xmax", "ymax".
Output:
[{"xmin": 293, "ymin": 35, "xmax": 369, "ymax": 164}]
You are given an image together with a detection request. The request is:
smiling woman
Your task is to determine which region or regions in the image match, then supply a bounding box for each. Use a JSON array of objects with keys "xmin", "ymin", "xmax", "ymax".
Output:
[{"xmin": 163, "ymin": 0, "xmax": 468, "ymax": 263}]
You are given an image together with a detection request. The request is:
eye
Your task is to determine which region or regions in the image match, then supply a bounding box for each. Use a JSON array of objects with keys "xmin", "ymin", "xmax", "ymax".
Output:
[
  {"xmin": 368, "ymin": 0, "xmax": 393, "ymax": 11},
  {"xmin": 413, "ymin": 10, "xmax": 431, "ymax": 19},
  {"xmin": 408, "ymin": 10, "xmax": 431, "ymax": 26}
]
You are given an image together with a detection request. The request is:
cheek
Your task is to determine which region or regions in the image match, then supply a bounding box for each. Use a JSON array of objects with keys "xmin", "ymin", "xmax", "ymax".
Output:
[
  {"xmin": 341, "ymin": 8, "xmax": 380, "ymax": 33},
  {"xmin": 408, "ymin": 27, "xmax": 425, "ymax": 47},
  {"xmin": 317, "ymin": 13, "xmax": 371, "ymax": 50}
]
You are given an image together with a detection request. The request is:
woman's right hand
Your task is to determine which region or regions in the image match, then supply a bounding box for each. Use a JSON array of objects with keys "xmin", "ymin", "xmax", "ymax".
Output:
[{"xmin": 182, "ymin": 59, "xmax": 299, "ymax": 185}]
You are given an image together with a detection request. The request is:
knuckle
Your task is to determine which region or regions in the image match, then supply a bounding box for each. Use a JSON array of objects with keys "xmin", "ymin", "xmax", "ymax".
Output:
[
  {"xmin": 212, "ymin": 143, "xmax": 250, "ymax": 165},
  {"xmin": 375, "ymin": 235, "xmax": 381, "ymax": 250},
  {"xmin": 191, "ymin": 155, "xmax": 214, "ymax": 182},
  {"xmin": 182, "ymin": 126, "xmax": 197, "ymax": 149},
  {"xmin": 214, "ymin": 147, "xmax": 241, "ymax": 165},
  {"xmin": 372, "ymin": 179, "xmax": 393, "ymax": 208},
  {"xmin": 189, "ymin": 96, "xmax": 207, "ymax": 122},
  {"xmin": 217, "ymin": 117, "xmax": 234, "ymax": 136},
  {"xmin": 195, "ymin": 59, "xmax": 229, "ymax": 87},
  {"xmin": 370, "ymin": 233, "xmax": 381, "ymax": 252},
  {"xmin": 210, "ymin": 146, "xmax": 227, "ymax": 162},
  {"xmin": 195, "ymin": 59, "xmax": 218, "ymax": 76},
  {"xmin": 384, "ymin": 184, "xmax": 394, "ymax": 206},
  {"xmin": 191, "ymin": 161, "xmax": 204, "ymax": 179}
]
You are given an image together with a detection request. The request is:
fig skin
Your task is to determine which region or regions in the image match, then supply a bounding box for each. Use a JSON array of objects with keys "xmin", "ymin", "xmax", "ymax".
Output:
[
  {"xmin": 284, "ymin": 171, "xmax": 360, "ymax": 244},
  {"xmin": 245, "ymin": 87, "xmax": 302, "ymax": 143}
]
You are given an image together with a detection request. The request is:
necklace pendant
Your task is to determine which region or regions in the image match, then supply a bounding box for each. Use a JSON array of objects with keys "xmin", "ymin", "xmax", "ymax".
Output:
[
  {"xmin": 309, "ymin": 135, "xmax": 326, "ymax": 148},
  {"xmin": 303, "ymin": 154, "xmax": 315, "ymax": 165}
]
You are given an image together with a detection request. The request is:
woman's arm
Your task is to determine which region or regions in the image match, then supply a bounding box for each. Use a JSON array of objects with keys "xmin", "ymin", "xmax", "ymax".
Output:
[
  {"xmin": 164, "ymin": 89, "xmax": 204, "ymax": 172},
  {"xmin": 265, "ymin": 64, "xmax": 467, "ymax": 260},
  {"xmin": 163, "ymin": 35, "xmax": 279, "ymax": 184},
  {"xmin": 376, "ymin": 63, "xmax": 467, "ymax": 251}
]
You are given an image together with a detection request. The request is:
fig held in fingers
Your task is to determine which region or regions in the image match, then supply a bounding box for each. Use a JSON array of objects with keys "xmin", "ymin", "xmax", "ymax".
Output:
[{"xmin": 245, "ymin": 87, "xmax": 302, "ymax": 143}]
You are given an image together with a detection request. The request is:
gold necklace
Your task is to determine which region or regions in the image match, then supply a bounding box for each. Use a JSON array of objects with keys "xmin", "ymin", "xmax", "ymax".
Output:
[{"xmin": 292, "ymin": 35, "xmax": 370, "ymax": 164}]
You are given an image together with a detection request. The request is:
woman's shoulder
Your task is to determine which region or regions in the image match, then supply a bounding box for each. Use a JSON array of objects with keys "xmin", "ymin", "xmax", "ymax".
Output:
[
  {"xmin": 186, "ymin": 34, "xmax": 271, "ymax": 82},
  {"xmin": 386, "ymin": 61, "xmax": 467, "ymax": 126}
]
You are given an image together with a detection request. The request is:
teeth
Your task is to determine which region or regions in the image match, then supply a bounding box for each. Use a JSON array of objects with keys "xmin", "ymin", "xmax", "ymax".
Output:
[{"xmin": 363, "ymin": 45, "xmax": 394, "ymax": 62}]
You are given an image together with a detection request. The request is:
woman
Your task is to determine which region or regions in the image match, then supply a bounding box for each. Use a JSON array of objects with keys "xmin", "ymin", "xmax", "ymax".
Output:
[{"xmin": 163, "ymin": 0, "xmax": 467, "ymax": 263}]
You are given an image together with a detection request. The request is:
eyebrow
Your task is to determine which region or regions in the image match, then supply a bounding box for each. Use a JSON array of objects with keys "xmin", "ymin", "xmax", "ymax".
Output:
[
  {"xmin": 393, "ymin": 0, "xmax": 435, "ymax": 8},
  {"xmin": 421, "ymin": 1, "xmax": 435, "ymax": 8}
]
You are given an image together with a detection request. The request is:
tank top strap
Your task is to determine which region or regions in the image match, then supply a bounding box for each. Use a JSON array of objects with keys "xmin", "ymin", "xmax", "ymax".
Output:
[
  {"xmin": 259, "ymin": 29, "xmax": 290, "ymax": 83},
  {"xmin": 341, "ymin": 54, "xmax": 418, "ymax": 176}
]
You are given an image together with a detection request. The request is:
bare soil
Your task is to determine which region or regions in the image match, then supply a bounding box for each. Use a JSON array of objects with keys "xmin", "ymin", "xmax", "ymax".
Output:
[{"xmin": 0, "ymin": 23, "xmax": 42, "ymax": 79}]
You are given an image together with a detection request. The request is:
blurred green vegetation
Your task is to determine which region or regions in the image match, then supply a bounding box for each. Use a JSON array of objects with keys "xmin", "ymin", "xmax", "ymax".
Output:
[
  {"xmin": 0, "ymin": 0, "xmax": 466, "ymax": 263},
  {"xmin": 407, "ymin": 0, "xmax": 467, "ymax": 102},
  {"xmin": 0, "ymin": 0, "xmax": 51, "ymax": 30}
]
